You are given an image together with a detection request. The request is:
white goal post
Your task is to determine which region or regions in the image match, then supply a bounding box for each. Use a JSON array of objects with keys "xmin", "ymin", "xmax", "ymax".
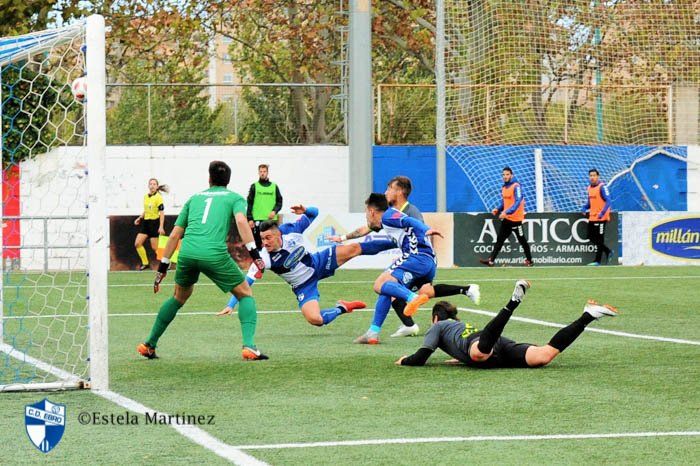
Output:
[{"xmin": 0, "ymin": 15, "xmax": 108, "ymax": 392}]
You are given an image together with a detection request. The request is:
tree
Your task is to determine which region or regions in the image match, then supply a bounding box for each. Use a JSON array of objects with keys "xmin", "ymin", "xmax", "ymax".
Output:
[
  {"xmin": 0, "ymin": 0, "xmax": 83, "ymax": 36},
  {"xmin": 193, "ymin": 0, "xmax": 438, "ymax": 144},
  {"xmin": 97, "ymin": 2, "xmax": 224, "ymax": 144}
]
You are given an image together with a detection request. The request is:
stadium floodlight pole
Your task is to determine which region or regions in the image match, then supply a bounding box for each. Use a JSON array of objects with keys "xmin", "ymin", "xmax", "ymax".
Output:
[
  {"xmin": 435, "ymin": 0, "xmax": 447, "ymax": 212},
  {"xmin": 534, "ymin": 148, "xmax": 544, "ymax": 212},
  {"xmin": 348, "ymin": 0, "xmax": 373, "ymax": 212},
  {"xmin": 86, "ymin": 14, "xmax": 109, "ymax": 391}
]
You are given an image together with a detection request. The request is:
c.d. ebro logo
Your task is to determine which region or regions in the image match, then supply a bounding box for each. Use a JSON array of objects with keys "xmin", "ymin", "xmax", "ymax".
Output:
[
  {"xmin": 650, "ymin": 217, "xmax": 700, "ymax": 259},
  {"xmin": 25, "ymin": 398, "xmax": 66, "ymax": 453}
]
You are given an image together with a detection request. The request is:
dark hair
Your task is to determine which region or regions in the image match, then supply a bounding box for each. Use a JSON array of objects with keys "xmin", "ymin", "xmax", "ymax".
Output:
[
  {"xmin": 209, "ymin": 160, "xmax": 231, "ymax": 186},
  {"xmin": 589, "ymin": 168, "xmax": 600, "ymax": 175},
  {"xmin": 365, "ymin": 193, "xmax": 389, "ymax": 212},
  {"xmin": 388, "ymin": 176, "xmax": 412, "ymax": 197},
  {"xmin": 259, "ymin": 220, "xmax": 279, "ymax": 233},
  {"xmin": 148, "ymin": 178, "xmax": 169, "ymax": 193},
  {"xmin": 432, "ymin": 301, "xmax": 459, "ymax": 322},
  {"xmin": 258, "ymin": 164, "xmax": 269, "ymax": 170},
  {"xmin": 502, "ymin": 166, "xmax": 513, "ymax": 174}
]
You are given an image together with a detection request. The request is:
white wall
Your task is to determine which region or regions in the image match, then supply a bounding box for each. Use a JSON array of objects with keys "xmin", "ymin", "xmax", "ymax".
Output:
[
  {"xmin": 17, "ymin": 145, "xmax": 349, "ymax": 270},
  {"xmin": 103, "ymin": 145, "xmax": 349, "ymax": 215}
]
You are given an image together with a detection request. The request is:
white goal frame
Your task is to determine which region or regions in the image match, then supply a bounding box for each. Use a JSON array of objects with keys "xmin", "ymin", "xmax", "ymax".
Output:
[{"xmin": 0, "ymin": 15, "xmax": 108, "ymax": 392}]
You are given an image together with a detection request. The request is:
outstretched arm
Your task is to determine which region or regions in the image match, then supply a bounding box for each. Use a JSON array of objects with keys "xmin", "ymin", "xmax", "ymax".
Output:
[
  {"xmin": 280, "ymin": 205, "xmax": 318, "ymax": 235},
  {"xmin": 218, "ymin": 265, "xmax": 261, "ymax": 315},
  {"xmin": 329, "ymin": 224, "xmax": 371, "ymax": 243},
  {"xmin": 396, "ymin": 324, "xmax": 441, "ymax": 366},
  {"xmin": 396, "ymin": 347, "xmax": 435, "ymax": 366}
]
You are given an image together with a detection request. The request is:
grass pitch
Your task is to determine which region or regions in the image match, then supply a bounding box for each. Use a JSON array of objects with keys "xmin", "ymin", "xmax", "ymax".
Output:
[{"xmin": 1, "ymin": 266, "xmax": 699, "ymax": 464}]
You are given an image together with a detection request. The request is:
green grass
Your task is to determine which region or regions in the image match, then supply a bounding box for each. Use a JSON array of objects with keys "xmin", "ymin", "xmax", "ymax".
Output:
[{"xmin": 2, "ymin": 266, "xmax": 699, "ymax": 464}]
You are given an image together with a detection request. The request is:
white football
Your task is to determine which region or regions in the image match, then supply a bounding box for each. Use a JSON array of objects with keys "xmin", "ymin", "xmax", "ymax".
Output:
[{"xmin": 71, "ymin": 76, "xmax": 87, "ymax": 102}]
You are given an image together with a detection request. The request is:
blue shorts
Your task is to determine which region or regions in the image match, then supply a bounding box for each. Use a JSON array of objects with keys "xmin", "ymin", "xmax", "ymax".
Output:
[
  {"xmin": 292, "ymin": 246, "xmax": 339, "ymax": 307},
  {"xmin": 388, "ymin": 253, "xmax": 436, "ymax": 291}
]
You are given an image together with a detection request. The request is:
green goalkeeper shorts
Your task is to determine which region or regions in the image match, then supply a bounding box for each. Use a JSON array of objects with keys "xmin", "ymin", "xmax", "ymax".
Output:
[{"xmin": 174, "ymin": 254, "xmax": 246, "ymax": 292}]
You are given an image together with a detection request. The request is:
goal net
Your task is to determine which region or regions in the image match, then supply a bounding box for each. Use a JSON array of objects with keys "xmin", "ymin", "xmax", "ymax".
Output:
[
  {"xmin": 436, "ymin": 1, "xmax": 699, "ymax": 212},
  {"xmin": 1, "ymin": 16, "xmax": 107, "ymax": 391}
]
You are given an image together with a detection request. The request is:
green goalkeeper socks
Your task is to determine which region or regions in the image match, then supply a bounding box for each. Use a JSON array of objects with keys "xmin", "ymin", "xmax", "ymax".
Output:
[
  {"xmin": 237, "ymin": 296, "xmax": 258, "ymax": 348},
  {"xmin": 146, "ymin": 297, "xmax": 183, "ymax": 347}
]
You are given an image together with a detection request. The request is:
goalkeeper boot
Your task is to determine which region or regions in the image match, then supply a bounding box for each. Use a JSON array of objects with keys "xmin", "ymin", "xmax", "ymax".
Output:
[
  {"xmin": 138, "ymin": 264, "xmax": 149, "ymax": 271},
  {"xmin": 524, "ymin": 259, "xmax": 534, "ymax": 267},
  {"xmin": 479, "ymin": 258, "xmax": 494, "ymax": 267},
  {"xmin": 403, "ymin": 293, "xmax": 430, "ymax": 317},
  {"xmin": 337, "ymin": 300, "xmax": 366, "ymax": 314},
  {"xmin": 511, "ymin": 279, "xmax": 531, "ymax": 303},
  {"xmin": 353, "ymin": 331, "xmax": 380, "ymax": 345},
  {"xmin": 137, "ymin": 342, "xmax": 158, "ymax": 359},
  {"xmin": 587, "ymin": 261, "xmax": 601, "ymax": 266},
  {"xmin": 584, "ymin": 299, "xmax": 619, "ymax": 319},
  {"xmin": 242, "ymin": 346, "xmax": 269, "ymax": 361},
  {"xmin": 465, "ymin": 284, "xmax": 481, "ymax": 305}
]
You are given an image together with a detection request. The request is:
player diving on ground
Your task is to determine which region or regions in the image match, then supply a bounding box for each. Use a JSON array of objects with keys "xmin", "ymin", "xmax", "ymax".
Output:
[
  {"xmin": 396, "ymin": 280, "xmax": 618, "ymax": 368},
  {"xmin": 217, "ymin": 204, "xmax": 396, "ymax": 326}
]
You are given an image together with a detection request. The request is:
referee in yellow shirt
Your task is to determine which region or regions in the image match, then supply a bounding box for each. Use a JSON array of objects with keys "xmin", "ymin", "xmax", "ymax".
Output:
[{"xmin": 134, "ymin": 178, "xmax": 168, "ymax": 270}]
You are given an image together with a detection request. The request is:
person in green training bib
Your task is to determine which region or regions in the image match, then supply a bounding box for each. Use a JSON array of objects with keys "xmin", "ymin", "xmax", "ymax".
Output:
[
  {"xmin": 137, "ymin": 161, "xmax": 270, "ymax": 361},
  {"xmin": 247, "ymin": 163, "xmax": 283, "ymax": 249}
]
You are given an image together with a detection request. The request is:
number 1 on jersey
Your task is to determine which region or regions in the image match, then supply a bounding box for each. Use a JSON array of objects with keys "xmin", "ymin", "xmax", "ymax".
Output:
[{"xmin": 202, "ymin": 197, "xmax": 213, "ymax": 224}]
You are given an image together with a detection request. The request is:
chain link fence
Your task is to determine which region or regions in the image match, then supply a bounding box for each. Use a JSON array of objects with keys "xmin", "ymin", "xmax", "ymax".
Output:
[
  {"xmin": 106, "ymin": 83, "xmax": 345, "ymax": 145},
  {"xmin": 377, "ymin": 83, "xmax": 682, "ymax": 146}
]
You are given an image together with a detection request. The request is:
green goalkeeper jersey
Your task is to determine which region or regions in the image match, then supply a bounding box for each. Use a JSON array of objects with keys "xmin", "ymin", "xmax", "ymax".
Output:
[{"xmin": 175, "ymin": 186, "xmax": 247, "ymax": 260}]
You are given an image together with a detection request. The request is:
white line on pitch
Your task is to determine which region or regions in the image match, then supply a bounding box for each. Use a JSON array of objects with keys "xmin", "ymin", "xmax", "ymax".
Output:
[
  {"xmin": 97, "ymin": 390, "xmax": 267, "ymax": 466},
  {"xmin": 457, "ymin": 307, "xmax": 700, "ymax": 346},
  {"xmin": 232, "ymin": 431, "xmax": 700, "ymax": 450},
  {"xmin": 5, "ymin": 307, "xmax": 699, "ymax": 346},
  {"xmin": 5, "ymin": 274, "xmax": 700, "ymax": 289},
  {"xmin": 0, "ymin": 344, "xmax": 266, "ymax": 465}
]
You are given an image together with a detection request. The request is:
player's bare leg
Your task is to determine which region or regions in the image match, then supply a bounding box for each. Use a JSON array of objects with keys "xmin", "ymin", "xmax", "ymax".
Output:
[
  {"xmin": 302, "ymin": 299, "xmax": 365, "ymax": 327},
  {"xmin": 335, "ymin": 243, "xmax": 361, "ymax": 266},
  {"xmin": 336, "ymin": 240, "xmax": 395, "ymax": 267}
]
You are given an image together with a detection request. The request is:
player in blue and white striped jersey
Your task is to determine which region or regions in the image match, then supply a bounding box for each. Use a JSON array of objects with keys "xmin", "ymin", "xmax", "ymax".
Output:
[
  {"xmin": 354, "ymin": 193, "xmax": 441, "ymax": 344},
  {"xmin": 218, "ymin": 204, "xmax": 395, "ymax": 327}
]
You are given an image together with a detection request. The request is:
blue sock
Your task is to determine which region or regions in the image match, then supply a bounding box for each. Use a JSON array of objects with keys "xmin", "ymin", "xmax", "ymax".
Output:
[
  {"xmin": 370, "ymin": 295, "xmax": 392, "ymax": 332},
  {"xmin": 226, "ymin": 276, "xmax": 255, "ymax": 309},
  {"xmin": 360, "ymin": 240, "xmax": 395, "ymax": 256},
  {"xmin": 320, "ymin": 306, "xmax": 343, "ymax": 325},
  {"xmin": 380, "ymin": 281, "xmax": 415, "ymax": 302}
]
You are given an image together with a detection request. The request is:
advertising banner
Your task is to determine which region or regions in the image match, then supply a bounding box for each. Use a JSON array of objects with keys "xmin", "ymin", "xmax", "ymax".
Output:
[
  {"xmin": 453, "ymin": 213, "xmax": 619, "ymax": 267},
  {"xmin": 109, "ymin": 215, "xmax": 250, "ymax": 271},
  {"xmin": 623, "ymin": 212, "xmax": 700, "ymax": 265},
  {"xmin": 110, "ymin": 211, "xmax": 454, "ymax": 271}
]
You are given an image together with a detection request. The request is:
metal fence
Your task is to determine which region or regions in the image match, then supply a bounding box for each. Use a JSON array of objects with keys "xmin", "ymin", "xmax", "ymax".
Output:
[
  {"xmin": 377, "ymin": 83, "xmax": 678, "ymax": 146},
  {"xmin": 104, "ymin": 82, "xmax": 689, "ymax": 146},
  {"xmin": 106, "ymin": 83, "xmax": 345, "ymax": 145}
]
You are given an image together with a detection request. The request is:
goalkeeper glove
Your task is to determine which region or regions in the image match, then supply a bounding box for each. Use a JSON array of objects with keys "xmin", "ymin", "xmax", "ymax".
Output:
[
  {"xmin": 246, "ymin": 242, "xmax": 265, "ymax": 274},
  {"xmin": 154, "ymin": 258, "xmax": 170, "ymax": 293}
]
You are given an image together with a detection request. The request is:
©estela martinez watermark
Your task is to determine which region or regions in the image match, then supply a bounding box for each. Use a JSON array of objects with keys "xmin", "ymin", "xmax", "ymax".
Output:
[{"xmin": 77, "ymin": 411, "xmax": 215, "ymax": 426}]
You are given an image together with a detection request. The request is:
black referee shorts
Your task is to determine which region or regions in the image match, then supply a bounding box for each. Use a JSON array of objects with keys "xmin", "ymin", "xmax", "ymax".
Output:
[{"xmin": 139, "ymin": 219, "xmax": 160, "ymax": 238}]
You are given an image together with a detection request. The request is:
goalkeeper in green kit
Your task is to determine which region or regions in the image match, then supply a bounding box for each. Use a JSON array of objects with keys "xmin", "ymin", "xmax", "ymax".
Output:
[{"xmin": 138, "ymin": 161, "xmax": 269, "ymax": 361}]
